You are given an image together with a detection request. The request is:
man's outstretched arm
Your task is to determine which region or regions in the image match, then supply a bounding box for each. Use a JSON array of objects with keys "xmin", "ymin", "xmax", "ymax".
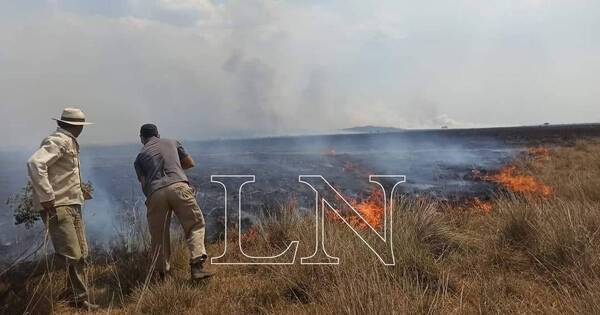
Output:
[{"xmin": 177, "ymin": 141, "xmax": 195, "ymax": 170}]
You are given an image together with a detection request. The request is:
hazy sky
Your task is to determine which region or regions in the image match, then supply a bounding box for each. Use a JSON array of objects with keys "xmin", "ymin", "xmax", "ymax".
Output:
[{"xmin": 1, "ymin": 0, "xmax": 599, "ymax": 148}]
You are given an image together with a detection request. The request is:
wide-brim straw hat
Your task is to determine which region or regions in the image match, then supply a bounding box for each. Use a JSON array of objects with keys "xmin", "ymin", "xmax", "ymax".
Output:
[{"xmin": 52, "ymin": 107, "xmax": 94, "ymax": 126}]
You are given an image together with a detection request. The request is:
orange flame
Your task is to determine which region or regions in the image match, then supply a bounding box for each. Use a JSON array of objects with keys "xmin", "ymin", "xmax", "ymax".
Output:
[
  {"xmin": 326, "ymin": 189, "xmax": 385, "ymax": 229},
  {"xmin": 445, "ymin": 198, "xmax": 493, "ymax": 214},
  {"xmin": 472, "ymin": 197, "xmax": 493, "ymax": 213},
  {"xmin": 485, "ymin": 165, "xmax": 553, "ymax": 197}
]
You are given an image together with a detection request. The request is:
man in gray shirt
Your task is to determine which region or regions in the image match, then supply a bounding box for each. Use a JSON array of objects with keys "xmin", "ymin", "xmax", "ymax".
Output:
[{"xmin": 134, "ymin": 124, "xmax": 214, "ymax": 280}]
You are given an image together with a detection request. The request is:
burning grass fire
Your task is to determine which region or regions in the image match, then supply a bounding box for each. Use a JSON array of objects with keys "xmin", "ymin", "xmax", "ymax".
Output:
[
  {"xmin": 326, "ymin": 188, "xmax": 385, "ymax": 229},
  {"xmin": 481, "ymin": 147, "xmax": 554, "ymax": 198},
  {"xmin": 485, "ymin": 165, "xmax": 553, "ymax": 197},
  {"xmin": 323, "ymin": 146, "xmax": 553, "ymax": 228}
]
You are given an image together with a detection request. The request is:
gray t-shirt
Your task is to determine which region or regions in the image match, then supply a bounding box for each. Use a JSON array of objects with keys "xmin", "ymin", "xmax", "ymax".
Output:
[{"xmin": 134, "ymin": 137, "xmax": 190, "ymax": 197}]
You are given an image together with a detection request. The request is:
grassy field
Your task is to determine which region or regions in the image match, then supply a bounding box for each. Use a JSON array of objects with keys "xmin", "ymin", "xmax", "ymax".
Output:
[{"xmin": 2, "ymin": 139, "xmax": 600, "ymax": 314}]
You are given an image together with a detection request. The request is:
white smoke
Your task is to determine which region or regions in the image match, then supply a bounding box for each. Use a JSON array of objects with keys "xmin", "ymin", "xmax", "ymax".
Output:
[
  {"xmin": 431, "ymin": 114, "xmax": 464, "ymax": 129},
  {"xmin": 1, "ymin": 0, "xmax": 600, "ymax": 147}
]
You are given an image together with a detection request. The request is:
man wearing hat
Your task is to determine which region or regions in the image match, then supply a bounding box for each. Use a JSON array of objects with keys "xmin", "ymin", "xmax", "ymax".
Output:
[
  {"xmin": 27, "ymin": 108, "xmax": 99, "ymax": 310},
  {"xmin": 134, "ymin": 124, "xmax": 214, "ymax": 281}
]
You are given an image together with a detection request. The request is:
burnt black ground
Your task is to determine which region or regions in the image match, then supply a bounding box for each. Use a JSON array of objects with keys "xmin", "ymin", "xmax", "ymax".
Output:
[{"xmin": 1, "ymin": 123, "xmax": 599, "ymax": 257}]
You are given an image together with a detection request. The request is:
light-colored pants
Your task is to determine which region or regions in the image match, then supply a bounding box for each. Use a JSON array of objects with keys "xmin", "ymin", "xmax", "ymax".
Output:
[
  {"xmin": 146, "ymin": 182, "xmax": 207, "ymax": 273},
  {"xmin": 41, "ymin": 205, "xmax": 89, "ymax": 301}
]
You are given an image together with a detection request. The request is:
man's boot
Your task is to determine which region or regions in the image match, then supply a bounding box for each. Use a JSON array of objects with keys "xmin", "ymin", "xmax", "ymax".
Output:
[{"xmin": 190, "ymin": 256, "xmax": 214, "ymax": 280}]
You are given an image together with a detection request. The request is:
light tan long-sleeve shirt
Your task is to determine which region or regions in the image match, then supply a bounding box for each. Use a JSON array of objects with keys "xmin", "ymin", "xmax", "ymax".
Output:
[{"xmin": 27, "ymin": 128, "xmax": 84, "ymax": 211}]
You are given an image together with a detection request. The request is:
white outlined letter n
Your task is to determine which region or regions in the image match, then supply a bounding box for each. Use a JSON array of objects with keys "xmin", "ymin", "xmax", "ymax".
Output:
[{"xmin": 299, "ymin": 175, "xmax": 405, "ymax": 265}]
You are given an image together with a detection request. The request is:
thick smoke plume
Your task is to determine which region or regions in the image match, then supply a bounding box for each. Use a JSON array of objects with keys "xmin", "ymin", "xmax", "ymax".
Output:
[{"xmin": 1, "ymin": 0, "xmax": 600, "ymax": 148}]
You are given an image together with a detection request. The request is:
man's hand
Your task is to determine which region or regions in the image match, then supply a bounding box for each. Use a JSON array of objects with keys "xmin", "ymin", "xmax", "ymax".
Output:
[
  {"xmin": 181, "ymin": 155, "xmax": 196, "ymax": 170},
  {"xmin": 41, "ymin": 200, "xmax": 55, "ymax": 211}
]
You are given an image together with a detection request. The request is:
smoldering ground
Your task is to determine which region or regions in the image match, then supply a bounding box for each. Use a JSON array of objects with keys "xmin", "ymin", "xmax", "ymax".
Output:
[
  {"xmin": 0, "ymin": 130, "xmax": 523, "ymax": 260},
  {"xmin": 3, "ymin": 123, "xmax": 600, "ymax": 261}
]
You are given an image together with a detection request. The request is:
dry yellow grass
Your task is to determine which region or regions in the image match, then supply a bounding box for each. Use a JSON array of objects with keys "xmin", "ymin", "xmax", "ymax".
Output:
[{"xmin": 2, "ymin": 139, "xmax": 600, "ymax": 314}]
